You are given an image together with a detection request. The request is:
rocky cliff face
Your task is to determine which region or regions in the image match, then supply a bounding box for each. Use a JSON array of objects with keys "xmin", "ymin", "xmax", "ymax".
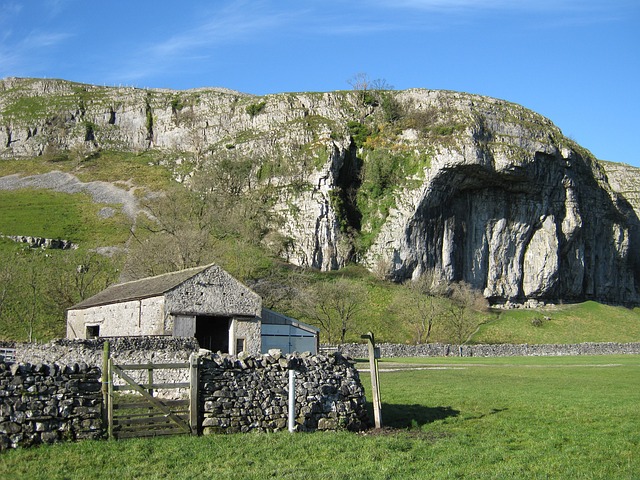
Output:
[{"xmin": 1, "ymin": 77, "xmax": 638, "ymax": 304}]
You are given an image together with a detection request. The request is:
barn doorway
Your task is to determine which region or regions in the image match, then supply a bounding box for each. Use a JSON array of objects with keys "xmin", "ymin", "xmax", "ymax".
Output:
[{"xmin": 195, "ymin": 316, "xmax": 231, "ymax": 353}]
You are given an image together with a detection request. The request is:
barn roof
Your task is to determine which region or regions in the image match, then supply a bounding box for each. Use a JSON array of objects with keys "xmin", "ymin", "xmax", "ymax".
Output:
[{"xmin": 69, "ymin": 264, "xmax": 212, "ymax": 310}]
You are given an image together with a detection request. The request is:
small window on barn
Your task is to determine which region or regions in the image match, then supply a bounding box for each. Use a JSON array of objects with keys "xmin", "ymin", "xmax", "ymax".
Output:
[
  {"xmin": 236, "ymin": 338, "xmax": 246, "ymax": 354},
  {"xmin": 86, "ymin": 325, "xmax": 100, "ymax": 339}
]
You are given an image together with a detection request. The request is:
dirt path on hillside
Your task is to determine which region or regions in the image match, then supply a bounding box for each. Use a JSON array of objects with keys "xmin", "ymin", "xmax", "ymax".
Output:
[{"xmin": 0, "ymin": 171, "xmax": 141, "ymax": 219}]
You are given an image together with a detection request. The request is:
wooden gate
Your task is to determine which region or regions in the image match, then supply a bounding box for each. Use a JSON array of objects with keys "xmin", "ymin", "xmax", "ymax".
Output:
[{"xmin": 102, "ymin": 342, "xmax": 199, "ymax": 440}]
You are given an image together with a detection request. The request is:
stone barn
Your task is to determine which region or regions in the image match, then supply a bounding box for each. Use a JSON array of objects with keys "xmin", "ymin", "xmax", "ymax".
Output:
[{"xmin": 66, "ymin": 264, "xmax": 262, "ymax": 355}]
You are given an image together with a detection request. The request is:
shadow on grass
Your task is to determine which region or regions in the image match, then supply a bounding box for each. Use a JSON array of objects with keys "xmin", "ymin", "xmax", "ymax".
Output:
[{"xmin": 372, "ymin": 403, "xmax": 461, "ymax": 429}]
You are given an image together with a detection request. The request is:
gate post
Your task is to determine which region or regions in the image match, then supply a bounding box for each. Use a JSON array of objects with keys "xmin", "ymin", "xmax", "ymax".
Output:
[
  {"xmin": 101, "ymin": 341, "xmax": 110, "ymax": 433},
  {"xmin": 107, "ymin": 356, "xmax": 114, "ymax": 439},
  {"xmin": 189, "ymin": 353, "xmax": 199, "ymax": 435},
  {"xmin": 362, "ymin": 332, "xmax": 382, "ymax": 429}
]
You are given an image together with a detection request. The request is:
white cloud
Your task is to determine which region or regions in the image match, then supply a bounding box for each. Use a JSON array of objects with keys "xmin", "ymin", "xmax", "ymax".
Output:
[
  {"xmin": 22, "ymin": 31, "xmax": 71, "ymax": 49},
  {"xmin": 149, "ymin": 13, "xmax": 288, "ymax": 58},
  {"xmin": 114, "ymin": 2, "xmax": 297, "ymax": 83},
  {"xmin": 370, "ymin": 0, "xmax": 634, "ymax": 14},
  {"xmin": 0, "ymin": 30, "xmax": 71, "ymax": 78}
]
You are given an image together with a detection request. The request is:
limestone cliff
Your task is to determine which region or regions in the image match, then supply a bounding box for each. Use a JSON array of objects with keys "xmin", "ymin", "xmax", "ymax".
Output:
[{"xmin": 1, "ymin": 77, "xmax": 638, "ymax": 304}]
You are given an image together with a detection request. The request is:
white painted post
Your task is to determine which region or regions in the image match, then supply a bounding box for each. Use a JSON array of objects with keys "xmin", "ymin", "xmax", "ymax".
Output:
[{"xmin": 288, "ymin": 369, "xmax": 296, "ymax": 432}]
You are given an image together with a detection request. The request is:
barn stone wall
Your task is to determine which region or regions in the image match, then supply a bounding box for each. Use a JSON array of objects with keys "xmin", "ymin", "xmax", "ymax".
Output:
[
  {"xmin": 67, "ymin": 296, "xmax": 167, "ymax": 339},
  {"xmin": 233, "ymin": 318, "xmax": 262, "ymax": 355},
  {"xmin": 166, "ymin": 266, "xmax": 261, "ymax": 318}
]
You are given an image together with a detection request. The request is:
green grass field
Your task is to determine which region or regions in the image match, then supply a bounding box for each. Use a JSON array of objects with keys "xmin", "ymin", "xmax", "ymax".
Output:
[
  {"xmin": 1, "ymin": 355, "xmax": 638, "ymax": 479},
  {"xmin": 476, "ymin": 301, "xmax": 640, "ymax": 344}
]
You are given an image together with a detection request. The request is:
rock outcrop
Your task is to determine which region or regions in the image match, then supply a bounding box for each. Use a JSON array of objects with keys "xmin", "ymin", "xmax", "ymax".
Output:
[
  {"xmin": 1, "ymin": 234, "xmax": 77, "ymax": 250},
  {"xmin": 367, "ymin": 130, "xmax": 640, "ymax": 304},
  {"xmin": 1, "ymin": 77, "xmax": 638, "ymax": 304}
]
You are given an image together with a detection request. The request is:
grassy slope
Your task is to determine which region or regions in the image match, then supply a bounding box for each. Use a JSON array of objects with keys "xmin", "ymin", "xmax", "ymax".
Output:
[
  {"xmin": 0, "ymin": 189, "xmax": 130, "ymax": 247},
  {"xmin": 0, "ymin": 152, "xmax": 173, "ymax": 342},
  {"xmin": 0, "ymin": 150, "xmax": 175, "ymax": 189},
  {"xmin": 0, "ymin": 150, "xmax": 178, "ymax": 249},
  {"xmin": 475, "ymin": 301, "xmax": 640, "ymax": 344},
  {"xmin": 0, "ymin": 355, "xmax": 637, "ymax": 479}
]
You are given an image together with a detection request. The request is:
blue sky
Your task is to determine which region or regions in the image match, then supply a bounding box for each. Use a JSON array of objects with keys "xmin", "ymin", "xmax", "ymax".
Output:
[{"xmin": 1, "ymin": 0, "xmax": 638, "ymax": 166}]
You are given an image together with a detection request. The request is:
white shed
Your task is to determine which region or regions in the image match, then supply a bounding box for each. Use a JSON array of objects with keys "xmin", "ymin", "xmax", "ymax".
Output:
[{"xmin": 261, "ymin": 308, "xmax": 319, "ymax": 354}]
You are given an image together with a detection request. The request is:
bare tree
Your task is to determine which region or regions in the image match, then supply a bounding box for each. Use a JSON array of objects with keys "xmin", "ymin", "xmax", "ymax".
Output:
[
  {"xmin": 371, "ymin": 78, "xmax": 394, "ymax": 91},
  {"xmin": 123, "ymin": 154, "xmax": 276, "ymax": 281},
  {"xmin": 408, "ymin": 272, "xmax": 449, "ymax": 344},
  {"xmin": 12, "ymin": 251, "xmax": 47, "ymax": 343},
  {"xmin": 347, "ymin": 72, "xmax": 373, "ymax": 92},
  {"xmin": 49, "ymin": 251, "xmax": 121, "ymax": 310},
  {"xmin": 193, "ymin": 150, "xmax": 254, "ymax": 198},
  {"xmin": 347, "ymin": 73, "xmax": 394, "ymax": 109},
  {"xmin": 300, "ymin": 278, "xmax": 367, "ymax": 344},
  {"xmin": 443, "ymin": 281, "xmax": 488, "ymax": 345},
  {"xmin": 348, "ymin": 73, "xmax": 394, "ymax": 92},
  {"xmin": 124, "ymin": 187, "xmax": 217, "ymax": 279},
  {"xmin": 249, "ymin": 269, "xmax": 302, "ymax": 312}
]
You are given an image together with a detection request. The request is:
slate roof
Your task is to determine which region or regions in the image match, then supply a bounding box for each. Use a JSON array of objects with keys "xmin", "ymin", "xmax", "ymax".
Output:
[{"xmin": 69, "ymin": 264, "xmax": 212, "ymax": 310}]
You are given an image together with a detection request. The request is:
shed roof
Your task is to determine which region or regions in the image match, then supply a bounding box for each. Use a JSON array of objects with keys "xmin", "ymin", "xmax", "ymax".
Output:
[
  {"xmin": 261, "ymin": 308, "xmax": 320, "ymax": 334},
  {"xmin": 69, "ymin": 264, "xmax": 212, "ymax": 310}
]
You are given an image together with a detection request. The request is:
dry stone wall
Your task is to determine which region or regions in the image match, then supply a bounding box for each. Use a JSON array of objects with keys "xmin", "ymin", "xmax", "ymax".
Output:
[
  {"xmin": 14, "ymin": 336, "xmax": 199, "ymax": 367},
  {"xmin": 15, "ymin": 337, "xmax": 200, "ymax": 399},
  {"xmin": 199, "ymin": 350, "xmax": 368, "ymax": 433},
  {"xmin": 0, "ymin": 338, "xmax": 369, "ymax": 450},
  {"xmin": 0, "ymin": 359, "xmax": 102, "ymax": 450},
  {"xmin": 0, "ymin": 235, "xmax": 78, "ymax": 250},
  {"xmin": 330, "ymin": 342, "xmax": 640, "ymax": 358}
]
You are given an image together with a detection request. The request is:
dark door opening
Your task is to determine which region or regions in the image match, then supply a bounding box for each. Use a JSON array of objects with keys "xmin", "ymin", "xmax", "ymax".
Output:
[{"xmin": 195, "ymin": 316, "xmax": 230, "ymax": 353}]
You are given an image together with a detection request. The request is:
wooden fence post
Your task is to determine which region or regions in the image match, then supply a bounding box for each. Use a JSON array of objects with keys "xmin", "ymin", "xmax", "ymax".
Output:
[
  {"xmin": 147, "ymin": 367, "xmax": 154, "ymax": 397},
  {"xmin": 362, "ymin": 332, "xmax": 382, "ymax": 429},
  {"xmin": 101, "ymin": 341, "xmax": 110, "ymax": 431},
  {"xmin": 107, "ymin": 356, "xmax": 114, "ymax": 440},
  {"xmin": 189, "ymin": 353, "xmax": 199, "ymax": 435}
]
